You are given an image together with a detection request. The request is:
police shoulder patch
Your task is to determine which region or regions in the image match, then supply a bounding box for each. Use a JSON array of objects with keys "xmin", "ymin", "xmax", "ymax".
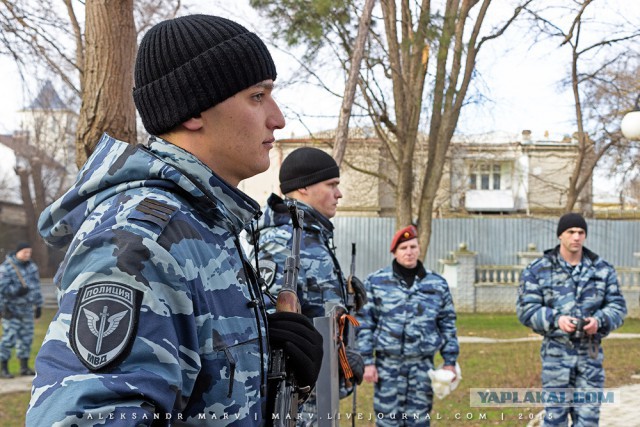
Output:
[
  {"xmin": 70, "ymin": 282, "xmax": 142, "ymax": 371},
  {"xmin": 258, "ymin": 259, "xmax": 277, "ymax": 289}
]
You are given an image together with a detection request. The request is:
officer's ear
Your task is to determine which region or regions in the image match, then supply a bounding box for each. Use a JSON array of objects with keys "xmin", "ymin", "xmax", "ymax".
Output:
[{"xmin": 182, "ymin": 115, "xmax": 203, "ymax": 131}]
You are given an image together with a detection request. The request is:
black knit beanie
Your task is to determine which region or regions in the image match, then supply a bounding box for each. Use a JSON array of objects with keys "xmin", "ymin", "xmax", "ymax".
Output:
[
  {"xmin": 133, "ymin": 14, "xmax": 277, "ymax": 135},
  {"xmin": 557, "ymin": 213, "xmax": 587, "ymax": 236},
  {"xmin": 16, "ymin": 242, "xmax": 31, "ymax": 252},
  {"xmin": 279, "ymin": 147, "xmax": 340, "ymax": 194}
]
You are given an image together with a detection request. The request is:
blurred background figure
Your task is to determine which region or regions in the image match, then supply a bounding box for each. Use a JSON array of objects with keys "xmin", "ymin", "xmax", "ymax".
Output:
[{"xmin": 0, "ymin": 242, "xmax": 43, "ymax": 378}]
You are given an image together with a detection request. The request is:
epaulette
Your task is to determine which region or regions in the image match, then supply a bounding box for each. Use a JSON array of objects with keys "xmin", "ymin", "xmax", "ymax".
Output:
[{"xmin": 129, "ymin": 197, "xmax": 178, "ymax": 231}]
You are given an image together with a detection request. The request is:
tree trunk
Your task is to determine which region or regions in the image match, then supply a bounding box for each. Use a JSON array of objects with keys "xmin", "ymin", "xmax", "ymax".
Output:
[
  {"xmin": 332, "ymin": 0, "xmax": 375, "ymax": 166},
  {"xmin": 378, "ymin": 0, "xmax": 430, "ymax": 231},
  {"xmin": 14, "ymin": 168, "xmax": 47, "ymax": 272},
  {"xmin": 15, "ymin": 163, "xmax": 54, "ymax": 275},
  {"xmin": 76, "ymin": 0, "xmax": 137, "ymax": 167}
]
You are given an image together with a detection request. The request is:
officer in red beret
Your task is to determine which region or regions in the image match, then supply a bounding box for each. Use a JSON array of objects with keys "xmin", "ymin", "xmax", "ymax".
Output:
[{"xmin": 356, "ymin": 225, "xmax": 460, "ymax": 426}]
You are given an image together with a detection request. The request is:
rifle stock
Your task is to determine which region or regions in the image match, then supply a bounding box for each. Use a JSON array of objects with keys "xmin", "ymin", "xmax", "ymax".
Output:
[{"xmin": 268, "ymin": 203, "xmax": 304, "ymax": 427}]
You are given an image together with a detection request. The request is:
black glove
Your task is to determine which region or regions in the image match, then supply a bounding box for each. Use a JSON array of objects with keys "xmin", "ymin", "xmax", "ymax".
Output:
[
  {"xmin": 16, "ymin": 287, "xmax": 30, "ymax": 297},
  {"xmin": 34, "ymin": 307, "xmax": 42, "ymax": 319},
  {"xmin": 268, "ymin": 312, "xmax": 324, "ymax": 389},
  {"xmin": 344, "ymin": 349, "xmax": 364, "ymax": 385},
  {"xmin": 349, "ymin": 276, "xmax": 367, "ymax": 312},
  {"xmin": 1, "ymin": 309, "xmax": 12, "ymax": 320}
]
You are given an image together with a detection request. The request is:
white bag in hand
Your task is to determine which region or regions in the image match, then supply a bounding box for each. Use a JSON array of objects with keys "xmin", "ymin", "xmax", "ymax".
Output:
[{"xmin": 427, "ymin": 362, "xmax": 462, "ymax": 399}]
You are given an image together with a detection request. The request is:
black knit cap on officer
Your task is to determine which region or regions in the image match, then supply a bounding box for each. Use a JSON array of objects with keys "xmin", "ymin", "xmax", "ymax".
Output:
[
  {"xmin": 133, "ymin": 14, "xmax": 277, "ymax": 135},
  {"xmin": 557, "ymin": 212, "xmax": 588, "ymax": 237},
  {"xmin": 16, "ymin": 242, "xmax": 31, "ymax": 252},
  {"xmin": 279, "ymin": 147, "xmax": 340, "ymax": 194}
]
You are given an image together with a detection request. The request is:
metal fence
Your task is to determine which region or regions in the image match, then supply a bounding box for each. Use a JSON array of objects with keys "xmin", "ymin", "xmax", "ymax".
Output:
[
  {"xmin": 333, "ymin": 216, "xmax": 640, "ymax": 276},
  {"xmin": 39, "ymin": 218, "xmax": 640, "ymax": 316}
]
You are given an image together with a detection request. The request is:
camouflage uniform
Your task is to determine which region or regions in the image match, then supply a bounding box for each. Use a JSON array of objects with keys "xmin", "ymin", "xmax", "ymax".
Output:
[
  {"xmin": 249, "ymin": 193, "xmax": 348, "ymax": 425},
  {"xmin": 251, "ymin": 193, "xmax": 347, "ymax": 317},
  {"xmin": 517, "ymin": 245, "xmax": 627, "ymax": 427},
  {"xmin": 356, "ymin": 261, "xmax": 459, "ymax": 426},
  {"xmin": 27, "ymin": 134, "xmax": 270, "ymax": 426},
  {"xmin": 0, "ymin": 253, "xmax": 43, "ymax": 361}
]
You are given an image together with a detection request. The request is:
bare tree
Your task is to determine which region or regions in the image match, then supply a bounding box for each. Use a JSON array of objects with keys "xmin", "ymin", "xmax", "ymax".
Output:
[
  {"xmin": 588, "ymin": 56, "xmax": 640, "ymax": 212},
  {"xmin": 525, "ymin": 0, "xmax": 640, "ymax": 214},
  {"xmin": 1, "ymin": 0, "xmax": 182, "ymax": 165},
  {"xmin": 0, "ymin": 102, "xmax": 73, "ymax": 273},
  {"xmin": 252, "ymin": 0, "xmax": 531, "ymax": 256},
  {"xmin": 332, "ymin": 0, "xmax": 375, "ymax": 166},
  {"xmin": 0, "ymin": 0, "xmax": 181, "ymax": 271}
]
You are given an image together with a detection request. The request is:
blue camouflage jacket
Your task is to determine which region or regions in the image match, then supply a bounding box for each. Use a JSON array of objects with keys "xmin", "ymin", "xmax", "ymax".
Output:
[
  {"xmin": 356, "ymin": 261, "xmax": 459, "ymax": 366},
  {"xmin": 0, "ymin": 253, "xmax": 43, "ymax": 317},
  {"xmin": 517, "ymin": 245, "xmax": 627, "ymax": 346},
  {"xmin": 27, "ymin": 134, "xmax": 270, "ymax": 426},
  {"xmin": 249, "ymin": 194, "xmax": 347, "ymax": 318}
]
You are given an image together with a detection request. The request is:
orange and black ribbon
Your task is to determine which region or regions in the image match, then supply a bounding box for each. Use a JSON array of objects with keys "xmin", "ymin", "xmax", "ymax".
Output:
[{"xmin": 337, "ymin": 313, "xmax": 360, "ymax": 380}]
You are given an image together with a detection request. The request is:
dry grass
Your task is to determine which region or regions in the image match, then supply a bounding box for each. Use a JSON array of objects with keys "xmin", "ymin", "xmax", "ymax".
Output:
[
  {"xmin": 2, "ymin": 310, "xmax": 639, "ymax": 426},
  {"xmin": 0, "ymin": 392, "xmax": 30, "ymax": 426},
  {"xmin": 341, "ymin": 338, "xmax": 640, "ymax": 427}
]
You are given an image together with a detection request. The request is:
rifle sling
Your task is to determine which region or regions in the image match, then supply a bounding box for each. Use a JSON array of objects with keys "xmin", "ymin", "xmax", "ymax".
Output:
[{"xmin": 6, "ymin": 259, "xmax": 28, "ymax": 289}]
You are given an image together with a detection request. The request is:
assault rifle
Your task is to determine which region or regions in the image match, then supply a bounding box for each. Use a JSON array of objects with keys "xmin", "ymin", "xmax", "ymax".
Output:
[
  {"xmin": 267, "ymin": 203, "xmax": 306, "ymax": 427},
  {"xmin": 346, "ymin": 243, "xmax": 357, "ymax": 314},
  {"xmin": 346, "ymin": 243, "xmax": 358, "ymax": 427}
]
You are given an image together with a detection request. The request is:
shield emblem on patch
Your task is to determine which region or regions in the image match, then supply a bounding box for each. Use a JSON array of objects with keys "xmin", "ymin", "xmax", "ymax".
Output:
[
  {"xmin": 258, "ymin": 259, "xmax": 277, "ymax": 290},
  {"xmin": 70, "ymin": 282, "xmax": 141, "ymax": 371}
]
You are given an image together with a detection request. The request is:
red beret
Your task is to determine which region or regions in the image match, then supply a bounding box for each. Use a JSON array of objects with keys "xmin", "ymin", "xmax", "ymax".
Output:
[{"xmin": 390, "ymin": 225, "xmax": 418, "ymax": 252}]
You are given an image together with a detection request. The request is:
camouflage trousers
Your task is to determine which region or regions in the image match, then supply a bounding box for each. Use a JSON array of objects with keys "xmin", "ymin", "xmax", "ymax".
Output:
[
  {"xmin": 373, "ymin": 354, "xmax": 434, "ymax": 426},
  {"xmin": 1, "ymin": 314, "xmax": 35, "ymax": 361},
  {"xmin": 540, "ymin": 339, "xmax": 604, "ymax": 427}
]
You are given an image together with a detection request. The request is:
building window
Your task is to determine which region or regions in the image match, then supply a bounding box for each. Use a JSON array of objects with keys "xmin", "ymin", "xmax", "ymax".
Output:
[{"xmin": 469, "ymin": 162, "xmax": 507, "ymax": 190}]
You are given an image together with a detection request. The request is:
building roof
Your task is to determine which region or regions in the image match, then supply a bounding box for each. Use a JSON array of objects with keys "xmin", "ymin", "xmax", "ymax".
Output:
[{"xmin": 24, "ymin": 81, "xmax": 67, "ymax": 110}]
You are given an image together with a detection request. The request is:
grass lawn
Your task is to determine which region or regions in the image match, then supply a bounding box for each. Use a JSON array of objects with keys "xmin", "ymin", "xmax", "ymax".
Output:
[{"xmin": 2, "ymin": 310, "xmax": 639, "ymax": 426}]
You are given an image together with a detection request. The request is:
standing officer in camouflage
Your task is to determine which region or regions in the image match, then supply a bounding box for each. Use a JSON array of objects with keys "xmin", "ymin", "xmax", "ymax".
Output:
[
  {"xmin": 250, "ymin": 147, "xmax": 366, "ymax": 425},
  {"xmin": 357, "ymin": 225, "xmax": 459, "ymax": 426},
  {"xmin": 27, "ymin": 14, "xmax": 323, "ymax": 426},
  {"xmin": 517, "ymin": 213, "xmax": 626, "ymax": 426},
  {"xmin": 0, "ymin": 242, "xmax": 43, "ymax": 378}
]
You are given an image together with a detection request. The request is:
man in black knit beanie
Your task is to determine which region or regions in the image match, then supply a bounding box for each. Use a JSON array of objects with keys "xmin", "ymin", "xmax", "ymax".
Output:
[
  {"xmin": 251, "ymin": 146, "xmax": 368, "ymax": 425},
  {"xmin": 27, "ymin": 14, "xmax": 323, "ymax": 426},
  {"xmin": 517, "ymin": 212, "xmax": 626, "ymax": 426}
]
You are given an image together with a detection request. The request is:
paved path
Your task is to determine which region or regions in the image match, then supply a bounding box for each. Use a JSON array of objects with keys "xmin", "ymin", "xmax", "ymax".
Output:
[
  {"xmin": 459, "ymin": 332, "xmax": 640, "ymax": 343},
  {"xmin": 599, "ymin": 382, "xmax": 640, "ymax": 427},
  {"xmin": 0, "ymin": 374, "xmax": 32, "ymax": 395}
]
